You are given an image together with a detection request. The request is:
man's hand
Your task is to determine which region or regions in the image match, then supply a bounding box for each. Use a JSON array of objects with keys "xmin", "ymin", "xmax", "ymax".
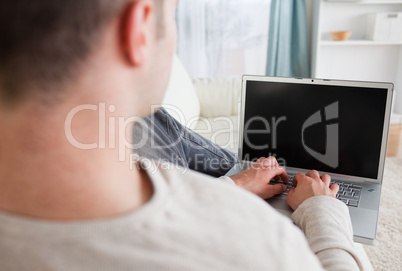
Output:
[
  {"xmin": 286, "ymin": 170, "xmax": 339, "ymax": 210},
  {"xmin": 230, "ymin": 157, "xmax": 289, "ymax": 199}
]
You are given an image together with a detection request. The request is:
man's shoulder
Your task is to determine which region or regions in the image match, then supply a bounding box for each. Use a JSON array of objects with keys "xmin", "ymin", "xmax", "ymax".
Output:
[
  {"xmin": 141, "ymin": 162, "xmax": 318, "ymax": 270},
  {"xmin": 143, "ymin": 160, "xmax": 293, "ymax": 226},
  {"xmin": 146, "ymin": 160, "xmax": 248, "ymax": 199}
]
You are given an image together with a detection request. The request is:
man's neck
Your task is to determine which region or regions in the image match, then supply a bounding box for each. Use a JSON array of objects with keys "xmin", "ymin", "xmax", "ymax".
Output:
[{"xmin": 0, "ymin": 100, "xmax": 153, "ymax": 221}]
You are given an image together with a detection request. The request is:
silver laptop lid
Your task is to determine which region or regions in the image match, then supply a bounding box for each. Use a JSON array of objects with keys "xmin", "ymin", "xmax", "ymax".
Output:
[{"xmin": 238, "ymin": 76, "xmax": 393, "ymax": 184}]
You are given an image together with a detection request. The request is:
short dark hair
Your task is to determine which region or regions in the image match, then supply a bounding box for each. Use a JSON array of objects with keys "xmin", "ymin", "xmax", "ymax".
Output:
[{"xmin": 0, "ymin": 0, "xmax": 162, "ymax": 105}]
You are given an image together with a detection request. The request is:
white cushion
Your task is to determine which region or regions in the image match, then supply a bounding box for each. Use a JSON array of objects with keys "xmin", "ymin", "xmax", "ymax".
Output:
[
  {"xmin": 194, "ymin": 115, "xmax": 239, "ymax": 154},
  {"xmin": 162, "ymin": 56, "xmax": 200, "ymax": 129},
  {"xmin": 192, "ymin": 78, "xmax": 242, "ymax": 118}
]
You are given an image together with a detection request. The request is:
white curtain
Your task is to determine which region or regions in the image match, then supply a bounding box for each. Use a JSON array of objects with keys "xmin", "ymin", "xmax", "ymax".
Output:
[{"xmin": 176, "ymin": 0, "xmax": 272, "ymax": 79}]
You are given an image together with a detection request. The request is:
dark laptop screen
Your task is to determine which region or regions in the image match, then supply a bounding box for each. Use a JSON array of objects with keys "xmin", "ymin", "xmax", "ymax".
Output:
[{"xmin": 241, "ymin": 80, "xmax": 389, "ymax": 179}]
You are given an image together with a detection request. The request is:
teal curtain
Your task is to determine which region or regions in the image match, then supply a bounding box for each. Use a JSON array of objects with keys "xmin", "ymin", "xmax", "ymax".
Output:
[{"xmin": 266, "ymin": 0, "xmax": 310, "ymax": 77}]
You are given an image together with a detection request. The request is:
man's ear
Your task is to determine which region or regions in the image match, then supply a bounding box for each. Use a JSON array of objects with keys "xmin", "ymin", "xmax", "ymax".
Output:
[{"xmin": 121, "ymin": 0, "xmax": 154, "ymax": 66}]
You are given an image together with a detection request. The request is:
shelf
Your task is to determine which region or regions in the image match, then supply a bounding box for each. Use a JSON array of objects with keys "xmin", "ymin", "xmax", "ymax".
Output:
[
  {"xmin": 325, "ymin": 1, "xmax": 402, "ymax": 4},
  {"xmin": 320, "ymin": 40, "xmax": 402, "ymax": 46},
  {"xmin": 314, "ymin": 0, "xmax": 402, "ymax": 113},
  {"xmin": 355, "ymin": 1, "xmax": 402, "ymax": 5}
]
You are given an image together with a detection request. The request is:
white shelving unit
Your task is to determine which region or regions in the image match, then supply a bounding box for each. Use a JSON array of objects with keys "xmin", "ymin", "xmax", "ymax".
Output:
[
  {"xmin": 320, "ymin": 40, "xmax": 402, "ymax": 46},
  {"xmin": 311, "ymin": 0, "xmax": 402, "ymax": 113}
]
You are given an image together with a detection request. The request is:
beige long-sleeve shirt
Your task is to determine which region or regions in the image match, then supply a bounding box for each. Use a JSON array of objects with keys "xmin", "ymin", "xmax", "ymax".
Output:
[{"xmin": 0, "ymin": 165, "xmax": 363, "ymax": 271}]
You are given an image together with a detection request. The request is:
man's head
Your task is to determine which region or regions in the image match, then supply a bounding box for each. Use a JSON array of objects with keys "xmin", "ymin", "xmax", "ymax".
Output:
[
  {"xmin": 0, "ymin": 0, "xmax": 178, "ymax": 220},
  {"xmin": 0, "ymin": 0, "xmax": 176, "ymax": 110}
]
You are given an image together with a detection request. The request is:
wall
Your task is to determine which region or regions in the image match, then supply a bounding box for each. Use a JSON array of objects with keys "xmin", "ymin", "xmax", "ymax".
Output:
[{"xmin": 306, "ymin": 0, "xmax": 314, "ymax": 66}]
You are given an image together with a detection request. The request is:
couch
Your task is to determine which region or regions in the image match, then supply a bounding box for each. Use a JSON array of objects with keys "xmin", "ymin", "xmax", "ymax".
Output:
[{"xmin": 162, "ymin": 57, "xmax": 401, "ymax": 270}]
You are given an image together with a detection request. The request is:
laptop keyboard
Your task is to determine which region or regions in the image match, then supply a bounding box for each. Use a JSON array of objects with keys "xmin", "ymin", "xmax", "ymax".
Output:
[
  {"xmin": 270, "ymin": 176, "xmax": 362, "ymax": 207},
  {"xmin": 331, "ymin": 181, "xmax": 361, "ymax": 207}
]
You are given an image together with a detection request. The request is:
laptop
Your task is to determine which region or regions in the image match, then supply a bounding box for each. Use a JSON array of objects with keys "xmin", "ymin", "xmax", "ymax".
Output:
[{"xmin": 226, "ymin": 75, "xmax": 394, "ymax": 245}]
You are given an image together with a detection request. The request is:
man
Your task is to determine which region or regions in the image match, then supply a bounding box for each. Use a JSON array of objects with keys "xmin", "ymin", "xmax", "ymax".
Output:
[
  {"xmin": 133, "ymin": 107, "xmax": 292, "ymax": 199},
  {"xmin": 0, "ymin": 0, "xmax": 363, "ymax": 270}
]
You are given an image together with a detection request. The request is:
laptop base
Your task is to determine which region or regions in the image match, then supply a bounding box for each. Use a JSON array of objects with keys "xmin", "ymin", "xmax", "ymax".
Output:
[{"xmin": 225, "ymin": 163, "xmax": 378, "ymax": 245}]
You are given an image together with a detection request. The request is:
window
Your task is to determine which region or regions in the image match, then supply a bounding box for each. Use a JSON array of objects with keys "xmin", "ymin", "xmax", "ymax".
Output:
[{"xmin": 176, "ymin": 0, "xmax": 272, "ymax": 79}]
